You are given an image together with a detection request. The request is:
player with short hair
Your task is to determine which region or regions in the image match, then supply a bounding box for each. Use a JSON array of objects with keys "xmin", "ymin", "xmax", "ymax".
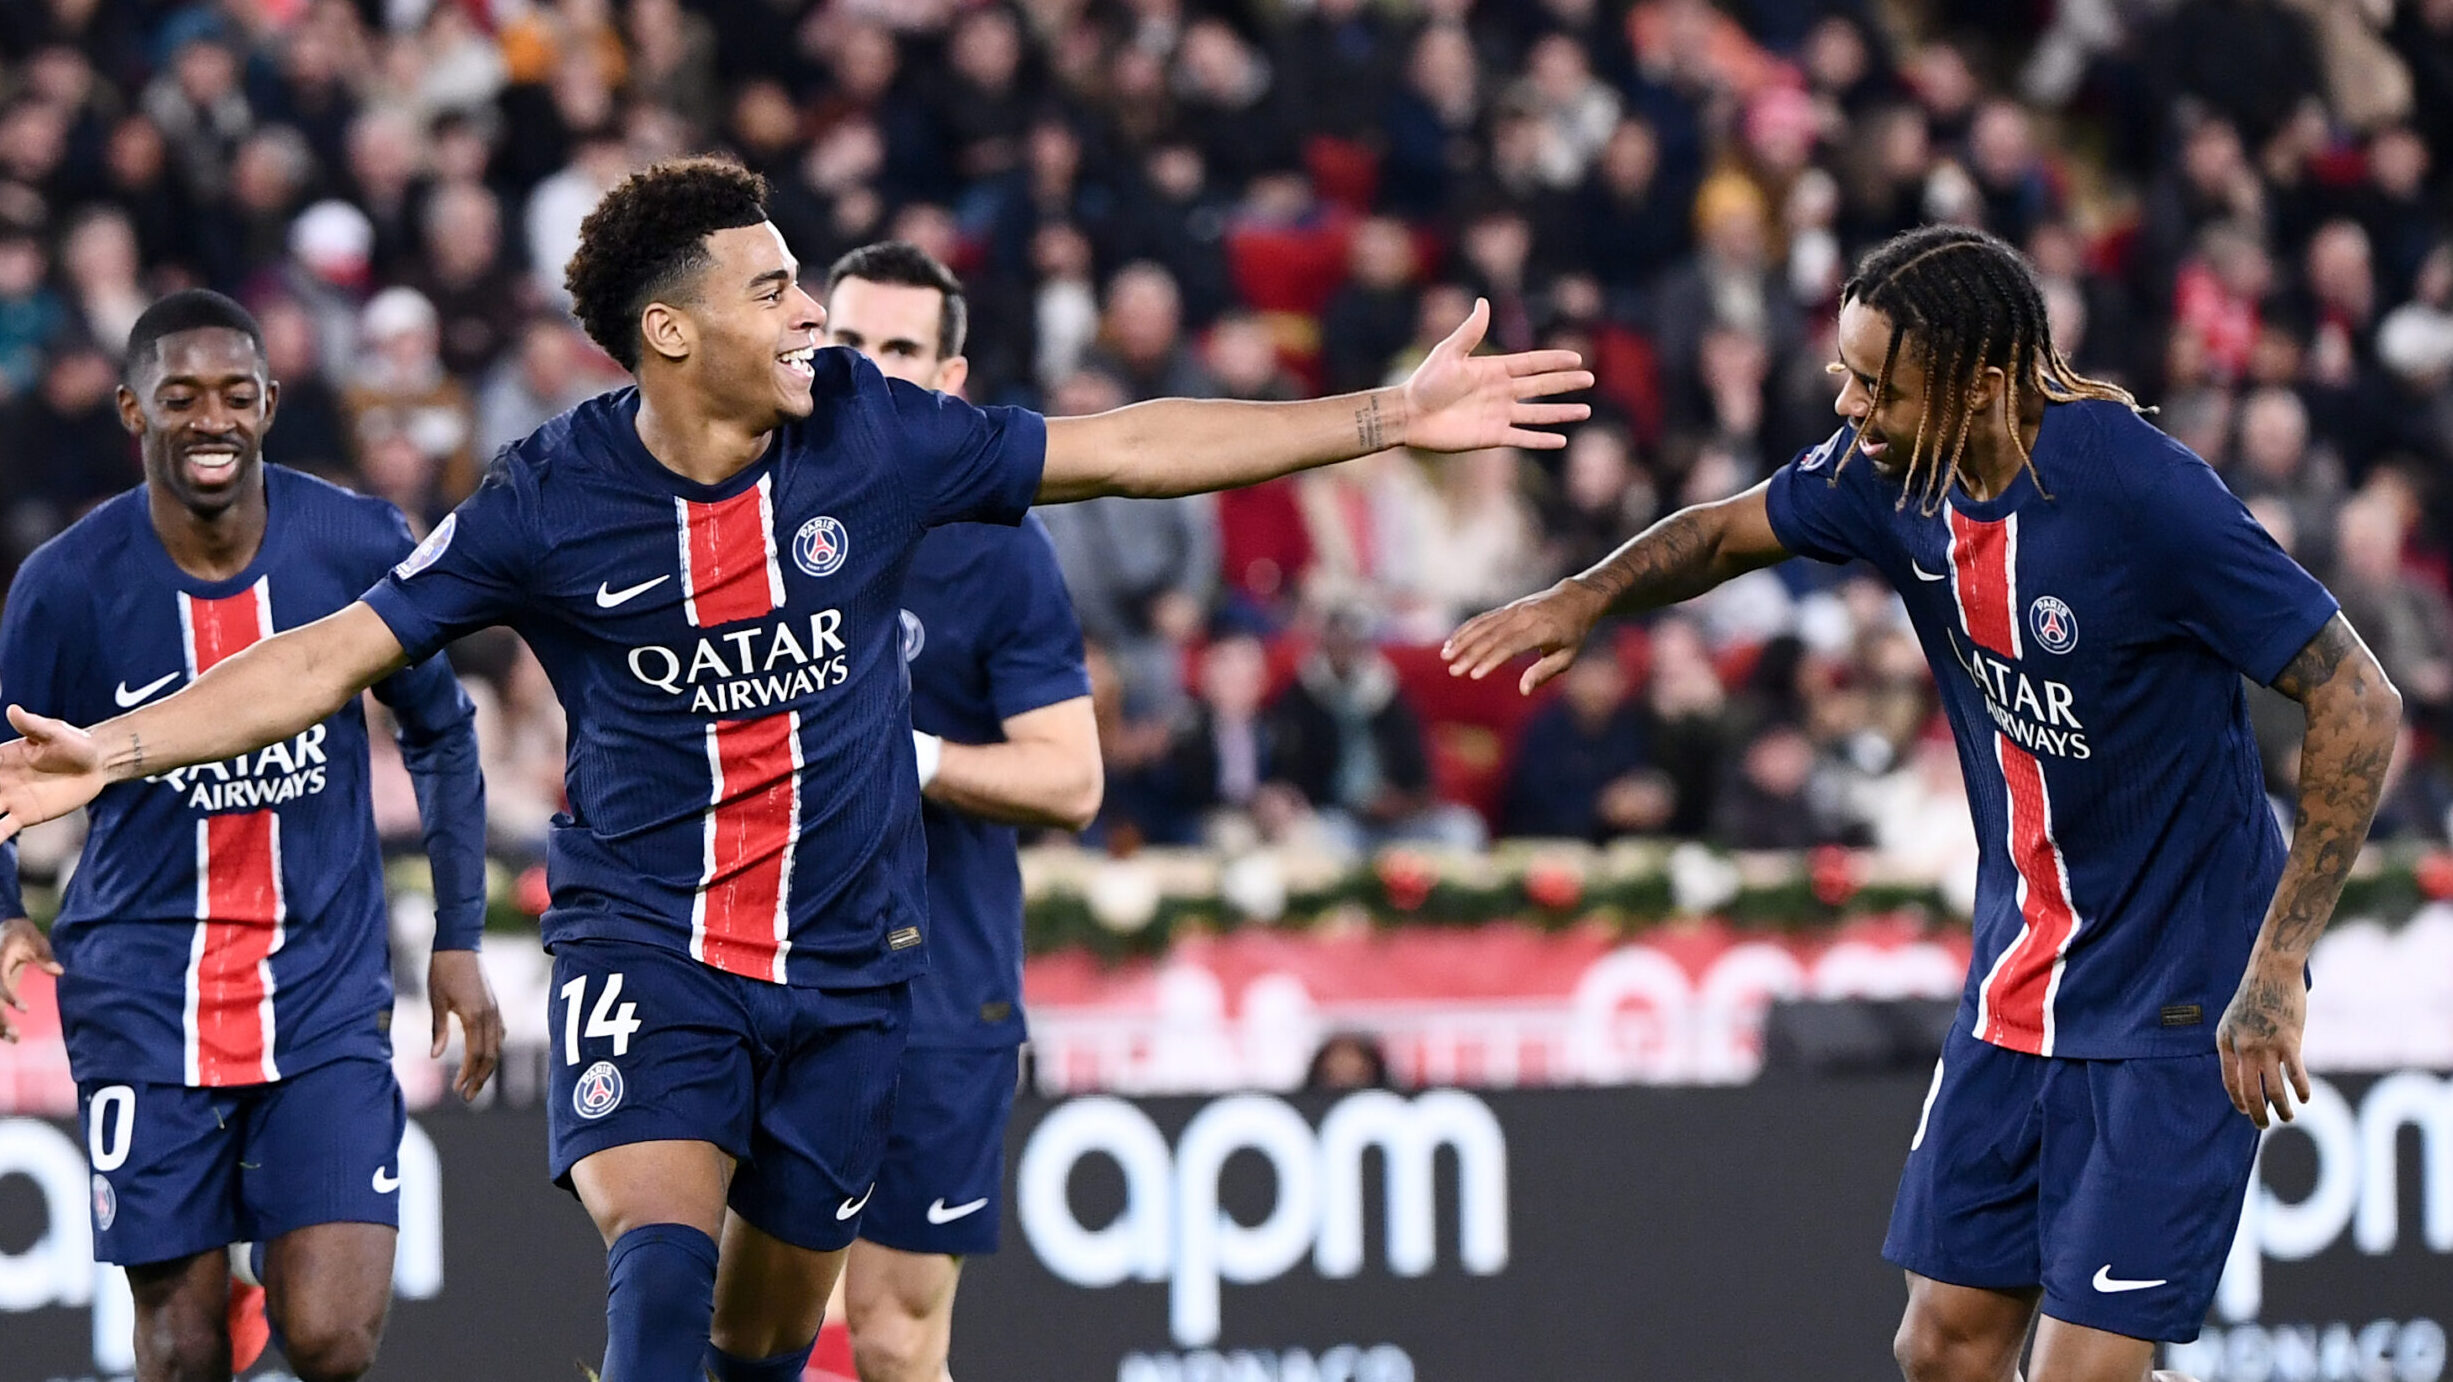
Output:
[
  {"xmin": 813, "ymin": 238, "xmax": 1097, "ymax": 1382},
  {"xmin": 0, "ymin": 289, "xmax": 503, "ymax": 1382},
  {"xmin": 0, "ymin": 158, "xmax": 1589, "ymax": 1382},
  {"xmin": 1443, "ymin": 223, "xmax": 2401, "ymax": 1382}
]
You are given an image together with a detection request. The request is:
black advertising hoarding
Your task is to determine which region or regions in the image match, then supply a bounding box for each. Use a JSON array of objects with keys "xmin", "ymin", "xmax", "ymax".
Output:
[{"xmin": 0, "ymin": 1073, "xmax": 2445, "ymax": 1381}]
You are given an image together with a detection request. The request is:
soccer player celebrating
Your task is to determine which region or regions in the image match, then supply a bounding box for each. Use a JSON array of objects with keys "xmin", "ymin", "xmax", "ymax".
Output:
[
  {"xmin": 1444, "ymin": 224, "xmax": 2400, "ymax": 1381},
  {"xmin": 0, "ymin": 159, "xmax": 1588, "ymax": 1382},
  {"xmin": 0, "ymin": 290, "xmax": 503, "ymax": 1382},
  {"xmin": 811, "ymin": 240, "xmax": 1098, "ymax": 1382}
]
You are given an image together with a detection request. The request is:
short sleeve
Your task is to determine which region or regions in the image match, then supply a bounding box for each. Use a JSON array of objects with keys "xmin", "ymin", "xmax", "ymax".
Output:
[
  {"xmin": 879, "ymin": 377, "xmax": 1047, "ymax": 529},
  {"xmin": 360, "ymin": 460, "xmax": 536, "ymax": 664},
  {"xmin": 985, "ymin": 520, "xmax": 1093, "ymax": 722},
  {"xmin": 2136, "ymin": 455, "xmax": 2339, "ymax": 684},
  {"xmin": 0, "ymin": 557, "xmax": 69, "ymax": 723},
  {"xmin": 1763, "ymin": 428, "xmax": 1873, "ymax": 565}
]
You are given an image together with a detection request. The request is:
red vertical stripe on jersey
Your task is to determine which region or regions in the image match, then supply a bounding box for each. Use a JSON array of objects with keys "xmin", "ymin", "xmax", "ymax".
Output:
[
  {"xmin": 1977, "ymin": 736, "xmax": 2083, "ymax": 1055},
  {"xmin": 179, "ymin": 579, "xmax": 285, "ymax": 1086},
  {"xmin": 691, "ymin": 711, "xmax": 801, "ymax": 982},
  {"xmin": 1946, "ymin": 509, "xmax": 2021, "ymax": 658},
  {"xmin": 677, "ymin": 475, "xmax": 785, "ymax": 628}
]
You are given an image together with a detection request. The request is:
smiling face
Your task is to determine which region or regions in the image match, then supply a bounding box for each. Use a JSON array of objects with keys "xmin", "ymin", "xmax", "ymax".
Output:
[
  {"xmin": 1829, "ymin": 297, "xmax": 1926, "ymax": 478},
  {"xmin": 120, "ymin": 327, "xmax": 279, "ymax": 517},
  {"xmin": 649, "ymin": 221, "xmax": 825, "ymax": 427}
]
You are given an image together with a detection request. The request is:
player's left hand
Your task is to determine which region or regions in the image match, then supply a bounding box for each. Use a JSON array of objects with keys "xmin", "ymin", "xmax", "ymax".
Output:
[
  {"xmin": 1398, "ymin": 298, "xmax": 1594, "ymax": 453},
  {"xmin": 2216, "ymin": 962, "xmax": 2312, "ymax": 1129},
  {"xmin": 0, "ymin": 915, "xmax": 62, "ymax": 1044},
  {"xmin": 428, "ymin": 949, "xmax": 504, "ymax": 1102}
]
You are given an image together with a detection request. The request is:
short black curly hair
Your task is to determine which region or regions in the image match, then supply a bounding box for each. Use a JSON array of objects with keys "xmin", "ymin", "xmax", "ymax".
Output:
[{"xmin": 563, "ymin": 156, "xmax": 772, "ymax": 372}]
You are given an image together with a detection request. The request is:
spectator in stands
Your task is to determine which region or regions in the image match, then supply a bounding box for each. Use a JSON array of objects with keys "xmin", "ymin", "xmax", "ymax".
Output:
[
  {"xmin": 1639, "ymin": 617, "xmax": 1733, "ymax": 837},
  {"xmin": 14, "ymin": 341, "xmax": 130, "ymax": 526},
  {"xmin": 1419, "ymin": 447, "xmax": 1550, "ymax": 626},
  {"xmin": 407, "ymin": 181, "xmax": 527, "ymax": 381},
  {"xmin": 1084, "ymin": 260, "xmax": 1217, "ymax": 402},
  {"xmin": 140, "ymin": 31, "xmax": 250, "ymax": 206},
  {"xmin": 1382, "ymin": 23, "xmax": 1483, "ymax": 220},
  {"xmin": 1037, "ymin": 367, "xmax": 1218, "ymax": 718},
  {"xmin": 1304, "ymin": 1032, "xmax": 1392, "ymax": 1091},
  {"xmin": 2330, "ymin": 494, "xmax": 2453, "ymax": 731},
  {"xmin": 525, "ymin": 123, "xmax": 631, "ymax": 310},
  {"xmin": 0, "ymin": 225, "xmax": 62, "ymax": 400},
  {"xmin": 1274, "ymin": 0, "xmax": 1404, "ymax": 146},
  {"xmin": 2229, "ymin": 386, "xmax": 2345, "ymax": 573},
  {"xmin": 623, "ymin": 0, "xmax": 721, "ymax": 138},
  {"xmin": 255, "ymin": 295, "xmax": 352, "ymax": 483},
  {"xmin": 1502, "ymin": 649, "xmax": 1670, "ymax": 841},
  {"xmin": 203, "ymin": 123, "xmax": 317, "ymax": 289},
  {"xmin": 1711, "ymin": 722, "xmax": 1834, "ymax": 850},
  {"xmin": 58, "ymin": 206, "xmax": 146, "ymax": 359},
  {"xmin": 345, "ymin": 105, "xmax": 429, "ymax": 283},
  {"xmin": 1266, "ymin": 603, "xmax": 1484, "ymax": 856},
  {"xmin": 343, "ymin": 285, "xmax": 476, "ymax": 524},
  {"xmin": 1321, "ymin": 217, "xmax": 1422, "ymax": 395},
  {"xmin": 479, "ymin": 318, "xmax": 608, "ymax": 458},
  {"xmin": 1543, "ymin": 422, "xmax": 1658, "ymax": 578},
  {"xmin": 1174, "ymin": 19, "xmax": 1295, "ymax": 194},
  {"xmin": 1578, "ymin": 116, "xmax": 1691, "ymax": 313},
  {"xmin": 1156, "ymin": 629, "xmax": 1316, "ymax": 849}
]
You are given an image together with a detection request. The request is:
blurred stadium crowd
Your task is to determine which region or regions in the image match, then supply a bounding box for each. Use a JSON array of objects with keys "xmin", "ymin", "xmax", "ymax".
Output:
[{"xmin": 2, "ymin": 0, "xmax": 2452, "ymax": 885}]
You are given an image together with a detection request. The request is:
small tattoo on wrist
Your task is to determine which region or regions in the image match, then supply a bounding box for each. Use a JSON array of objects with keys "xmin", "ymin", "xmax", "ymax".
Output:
[
  {"xmin": 127, "ymin": 733, "xmax": 144, "ymax": 776},
  {"xmin": 1356, "ymin": 398, "xmax": 1386, "ymax": 452}
]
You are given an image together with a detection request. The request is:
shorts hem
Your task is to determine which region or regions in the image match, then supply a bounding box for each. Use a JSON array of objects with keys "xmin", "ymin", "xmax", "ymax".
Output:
[
  {"xmin": 548, "ymin": 1121, "xmax": 752, "ymax": 1184},
  {"xmin": 1882, "ymin": 1246, "xmax": 2039, "ymax": 1294},
  {"xmin": 730, "ymin": 1202, "xmax": 858, "ymax": 1255},
  {"xmin": 857, "ymin": 1224, "xmax": 998, "ymax": 1258},
  {"xmin": 95, "ymin": 1231, "xmax": 238, "ymax": 1270},
  {"xmin": 2039, "ymin": 1294, "xmax": 2207, "ymax": 1345}
]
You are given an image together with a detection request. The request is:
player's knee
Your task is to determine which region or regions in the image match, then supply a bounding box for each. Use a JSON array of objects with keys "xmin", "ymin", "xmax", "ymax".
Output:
[
  {"xmin": 1893, "ymin": 1314, "xmax": 1969, "ymax": 1382},
  {"xmin": 280, "ymin": 1316, "xmax": 382, "ymax": 1381},
  {"xmin": 848, "ymin": 1305, "xmax": 941, "ymax": 1382},
  {"xmin": 142, "ymin": 1318, "xmax": 231, "ymax": 1382}
]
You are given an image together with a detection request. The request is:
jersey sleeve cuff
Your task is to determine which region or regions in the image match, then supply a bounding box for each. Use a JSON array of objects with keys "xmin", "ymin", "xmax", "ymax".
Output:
[
  {"xmin": 988, "ymin": 670, "xmax": 1095, "ymax": 723},
  {"xmin": 1763, "ymin": 464, "xmax": 1847, "ymax": 565},
  {"xmin": 359, "ymin": 581, "xmax": 447, "ymax": 667},
  {"xmin": 2243, "ymin": 594, "xmax": 2344, "ymax": 688},
  {"xmin": 984, "ymin": 407, "xmax": 1047, "ymax": 527}
]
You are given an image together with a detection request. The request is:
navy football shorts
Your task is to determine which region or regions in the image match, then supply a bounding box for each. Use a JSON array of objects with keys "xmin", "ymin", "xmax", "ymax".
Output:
[
  {"xmin": 857, "ymin": 1044, "xmax": 1021, "ymax": 1256},
  {"xmin": 78, "ymin": 1055, "xmax": 406, "ymax": 1267},
  {"xmin": 546, "ymin": 937, "xmax": 909, "ymax": 1253},
  {"xmin": 1884, "ymin": 1022, "xmax": 2259, "ymax": 1342}
]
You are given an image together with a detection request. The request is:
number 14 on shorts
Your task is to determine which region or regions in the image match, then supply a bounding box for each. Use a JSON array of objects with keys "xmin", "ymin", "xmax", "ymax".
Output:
[{"xmin": 561, "ymin": 972, "xmax": 642, "ymax": 1065}]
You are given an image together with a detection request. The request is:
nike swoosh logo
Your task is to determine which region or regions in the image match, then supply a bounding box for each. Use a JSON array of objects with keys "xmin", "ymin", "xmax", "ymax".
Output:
[
  {"xmin": 927, "ymin": 1197, "xmax": 989, "ymax": 1224},
  {"xmin": 2092, "ymin": 1265, "xmax": 2166, "ymax": 1293},
  {"xmin": 595, "ymin": 575, "xmax": 671, "ymax": 608},
  {"xmin": 372, "ymin": 1165, "xmax": 401, "ymax": 1193},
  {"xmin": 114, "ymin": 672, "xmax": 180, "ymax": 708},
  {"xmin": 1911, "ymin": 561, "xmax": 1949, "ymax": 582},
  {"xmin": 836, "ymin": 1185, "xmax": 875, "ymax": 1220}
]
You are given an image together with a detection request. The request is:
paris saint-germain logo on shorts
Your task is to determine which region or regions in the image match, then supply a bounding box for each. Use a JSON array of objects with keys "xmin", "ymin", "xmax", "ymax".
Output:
[
  {"xmin": 92, "ymin": 1173, "xmax": 116, "ymax": 1232},
  {"xmin": 793, "ymin": 515, "xmax": 849, "ymax": 577},
  {"xmin": 2029, "ymin": 596, "xmax": 2078, "ymax": 654},
  {"xmin": 392, "ymin": 512, "xmax": 456, "ymax": 580},
  {"xmin": 899, "ymin": 609, "xmax": 925, "ymax": 663},
  {"xmin": 573, "ymin": 1060, "xmax": 625, "ymax": 1120}
]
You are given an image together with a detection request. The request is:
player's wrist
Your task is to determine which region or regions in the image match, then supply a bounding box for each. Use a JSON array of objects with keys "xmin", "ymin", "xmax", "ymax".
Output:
[{"xmin": 913, "ymin": 731, "xmax": 943, "ymax": 789}]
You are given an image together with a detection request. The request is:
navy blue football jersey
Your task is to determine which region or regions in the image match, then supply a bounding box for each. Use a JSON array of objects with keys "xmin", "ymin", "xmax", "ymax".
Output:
[
  {"xmin": 901, "ymin": 518, "xmax": 1090, "ymax": 1046},
  {"xmin": 0, "ymin": 468, "xmax": 486, "ymax": 1086},
  {"xmin": 362, "ymin": 351, "xmax": 1045, "ymax": 989},
  {"xmin": 1766, "ymin": 399, "xmax": 2339, "ymax": 1058}
]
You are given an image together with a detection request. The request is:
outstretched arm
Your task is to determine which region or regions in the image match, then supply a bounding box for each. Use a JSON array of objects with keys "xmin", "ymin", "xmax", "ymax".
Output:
[
  {"xmin": 921, "ymin": 697, "xmax": 1103, "ymax": 831},
  {"xmin": 2217, "ymin": 612, "xmax": 2400, "ymax": 1127},
  {"xmin": 1442, "ymin": 481, "xmax": 1791, "ymax": 694},
  {"xmin": 0, "ymin": 601, "xmax": 407, "ymax": 843},
  {"xmin": 1036, "ymin": 299, "xmax": 1591, "ymax": 503}
]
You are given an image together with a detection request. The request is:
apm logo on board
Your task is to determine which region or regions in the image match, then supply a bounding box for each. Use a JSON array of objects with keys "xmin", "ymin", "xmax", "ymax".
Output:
[{"xmin": 1016, "ymin": 1089, "xmax": 1510, "ymax": 1348}]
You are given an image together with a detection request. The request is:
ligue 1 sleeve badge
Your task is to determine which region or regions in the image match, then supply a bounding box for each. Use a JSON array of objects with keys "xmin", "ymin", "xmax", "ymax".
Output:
[
  {"xmin": 2029, "ymin": 595, "xmax": 2078, "ymax": 654},
  {"xmin": 792, "ymin": 515, "xmax": 849, "ymax": 578},
  {"xmin": 392, "ymin": 512, "xmax": 457, "ymax": 580}
]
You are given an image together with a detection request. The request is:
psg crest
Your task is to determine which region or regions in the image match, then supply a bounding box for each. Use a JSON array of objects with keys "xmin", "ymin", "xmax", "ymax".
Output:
[
  {"xmin": 92, "ymin": 1173, "xmax": 116, "ymax": 1232},
  {"xmin": 2029, "ymin": 595, "xmax": 2078, "ymax": 654},
  {"xmin": 793, "ymin": 515, "xmax": 849, "ymax": 578},
  {"xmin": 573, "ymin": 1060, "xmax": 625, "ymax": 1120}
]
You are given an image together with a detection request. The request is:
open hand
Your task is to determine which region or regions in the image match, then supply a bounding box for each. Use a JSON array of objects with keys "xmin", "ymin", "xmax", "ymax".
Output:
[
  {"xmin": 1399, "ymin": 299, "xmax": 1593, "ymax": 453},
  {"xmin": 429, "ymin": 949, "xmax": 505, "ymax": 1102},
  {"xmin": 1443, "ymin": 579, "xmax": 1609, "ymax": 695},
  {"xmin": 0, "ymin": 915, "xmax": 61, "ymax": 1044},
  {"xmin": 2216, "ymin": 962, "xmax": 2312, "ymax": 1129},
  {"xmin": 0, "ymin": 706, "xmax": 110, "ymax": 846}
]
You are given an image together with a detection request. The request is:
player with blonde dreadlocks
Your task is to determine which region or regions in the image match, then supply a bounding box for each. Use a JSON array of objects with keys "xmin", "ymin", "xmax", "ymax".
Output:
[{"xmin": 1443, "ymin": 222, "xmax": 2402, "ymax": 1382}]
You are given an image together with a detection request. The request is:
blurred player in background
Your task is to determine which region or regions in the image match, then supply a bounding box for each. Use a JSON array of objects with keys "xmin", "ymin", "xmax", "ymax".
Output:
[
  {"xmin": 0, "ymin": 290, "xmax": 502, "ymax": 1382},
  {"xmin": 1444, "ymin": 224, "xmax": 2400, "ymax": 1382},
  {"xmin": 0, "ymin": 159, "xmax": 1589, "ymax": 1382},
  {"xmin": 818, "ymin": 240, "xmax": 1099, "ymax": 1381}
]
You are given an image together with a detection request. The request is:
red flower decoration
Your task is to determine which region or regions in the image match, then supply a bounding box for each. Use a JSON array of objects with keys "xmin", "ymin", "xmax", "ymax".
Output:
[{"xmin": 1809, "ymin": 846, "xmax": 1860, "ymax": 907}]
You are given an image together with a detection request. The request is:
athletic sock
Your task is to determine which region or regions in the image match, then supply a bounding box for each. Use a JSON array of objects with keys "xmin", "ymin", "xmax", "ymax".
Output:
[
  {"xmin": 602, "ymin": 1224, "xmax": 719, "ymax": 1382},
  {"xmin": 704, "ymin": 1339, "xmax": 817, "ymax": 1382}
]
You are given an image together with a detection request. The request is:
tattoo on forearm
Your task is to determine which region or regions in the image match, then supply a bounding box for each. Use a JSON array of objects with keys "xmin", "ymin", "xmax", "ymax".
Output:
[
  {"xmin": 127, "ymin": 733, "xmax": 144, "ymax": 777},
  {"xmin": 2262, "ymin": 615, "xmax": 2398, "ymax": 960},
  {"xmin": 1355, "ymin": 397, "xmax": 1387, "ymax": 452},
  {"xmin": 1577, "ymin": 510, "xmax": 1717, "ymax": 611}
]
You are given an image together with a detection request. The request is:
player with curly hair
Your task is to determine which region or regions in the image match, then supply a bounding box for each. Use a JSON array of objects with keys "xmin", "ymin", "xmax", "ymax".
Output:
[
  {"xmin": 0, "ymin": 156, "xmax": 1590, "ymax": 1381},
  {"xmin": 1444, "ymin": 223, "xmax": 2401, "ymax": 1382}
]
